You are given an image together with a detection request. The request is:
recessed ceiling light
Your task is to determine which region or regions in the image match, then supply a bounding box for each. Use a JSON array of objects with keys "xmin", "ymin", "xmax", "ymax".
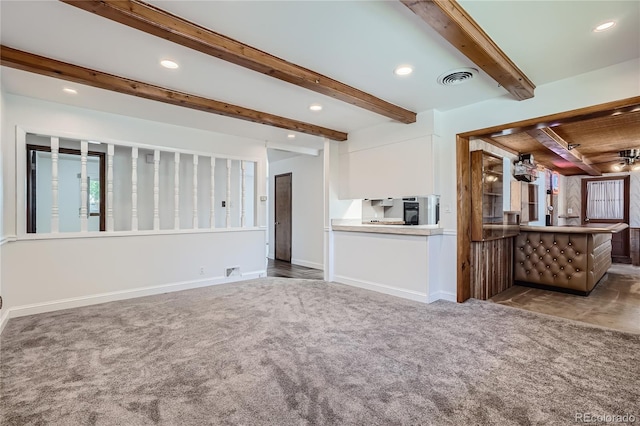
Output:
[
  {"xmin": 594, "ymin": 21, "xmax": 616, "ymax": 32},
  {"xmin": 160, "ymin": 59, "xmax": 179, "ymax": 69},
  {"xmin": 63, "ymin": 87, "xmax": 77, "ymax": 95},
  {"xmin": 287, "ymin": 133, "xmax": 296, "ymax": 139},
  {"xmin": 394, "ymin": 65, "xmax": 413, "ymax": 76},
  {"xmin": 309, "ymin": 104, "xmax": 323, "ymax": 112}
]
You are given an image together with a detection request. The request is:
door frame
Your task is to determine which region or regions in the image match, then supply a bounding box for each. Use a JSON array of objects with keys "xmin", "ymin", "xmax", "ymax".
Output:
[
  {"xmin": 456, "ymin": 96, "xmax": 640, "ymax": 302},
  {"xmin": 26, "ymin": 144, "xmax": 106, "ymax": 233},
  {"xmin": 274, "ymin": 172, "xmax": 292, "ymax": 262},
  {"xmin": 581, "ymin": 175, "xmax": 630, "ymax": 262}
]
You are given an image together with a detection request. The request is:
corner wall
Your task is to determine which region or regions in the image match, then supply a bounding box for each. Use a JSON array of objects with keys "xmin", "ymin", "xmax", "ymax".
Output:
[{"xmin": 268, "ymin": 153, "xmax": 324, "ymax": 270}]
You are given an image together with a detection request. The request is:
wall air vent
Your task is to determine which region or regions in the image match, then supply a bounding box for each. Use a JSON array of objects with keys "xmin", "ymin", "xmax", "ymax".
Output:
[{"xmin": 437, "ymin": 68, "xmax": 478, "ymax": 86}]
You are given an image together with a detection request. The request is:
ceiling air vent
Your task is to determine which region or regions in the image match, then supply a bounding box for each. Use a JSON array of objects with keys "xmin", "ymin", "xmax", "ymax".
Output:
[{"xmin": 437, "ymin": 68, "xmax": 478, "ymax": 86}]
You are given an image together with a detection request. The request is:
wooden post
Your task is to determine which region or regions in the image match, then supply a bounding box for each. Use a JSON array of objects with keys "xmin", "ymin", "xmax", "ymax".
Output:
[
  {"xmin": 210, "ymin": 157, "xmax": 216, "ymax": 229},
  {"xmin": 131, "ymin": 147, "xmax": 138, "ymax": 231},
  {"xmin": 153, "ymin": 150, "xmax": 160, "ymax": 230},
  {"xmin": 51, "ymin": 137, "xmax": 60, "ymax": 233},
  {"xmin": 107, "ymin": 144, "xmax": 114, "ymax": 231},
  {"xmin": 193, "ymin": 155, "xmax": 199, "ymax": 229},
  {"xmin": 226, "ymin": 159, "xmax": 231, "ymax": 228},
  {"xmin": 174, "ymin": 152, "xmax": 180, "ymax": 229},
  {"xmin": 80, "ymin": 140, "xmax": 89, "ymax": 232}
]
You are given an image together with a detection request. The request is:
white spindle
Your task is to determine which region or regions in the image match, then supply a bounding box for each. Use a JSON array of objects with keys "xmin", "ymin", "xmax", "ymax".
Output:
[
  {"xmin": 192, "ymin": 155, "xmax": 199, "ymax": 229},
  {"xmin": 174, "ymin": 152, "xmax": 180, "ymax": 229},
  {"xmin": 226, "ymin": 159, "xmax": 231, "ymax": 228},
  {"xmin": 51, "ymin": 137, "xmax": 60, "ymax": 233},
  {"xmin": 107, "ymin": 144, "xmax": 114, "ymax": 231},
  {"xmin": 80, "ymin": 141, "xmax": 89, "ymax": 232},
  {"xmin": 153, "ymin": 150, "xmax": 160, "ymax": 230},
  {"xmin": 241, "ymin": 160, "xmax": 246, "ymax": 227},
  {"xmin": 210, "ymin": 157, "xmax": 216, "ymax": 229},
  {"xmin": 131, "ymin": 147, "xmax": 138, "ymax": 231}
]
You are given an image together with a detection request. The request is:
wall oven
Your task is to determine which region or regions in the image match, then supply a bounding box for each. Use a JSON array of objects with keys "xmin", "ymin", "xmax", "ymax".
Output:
[{"xmin": 403, "ymin": 202, "xmax": 419, "ymax": 225}]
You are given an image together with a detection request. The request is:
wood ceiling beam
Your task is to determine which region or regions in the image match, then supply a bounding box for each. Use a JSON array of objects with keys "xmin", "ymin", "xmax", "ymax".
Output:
[
  {"xmin": 400, "ymin": 0, "xmax": 535, "ymax": 101},
  {"xmin": 526, "ymin": 127, "xmax": 602, "ymax": 176},
  {"xmin": 0, "ymin": 45, "xmax": 348, "ymax": 141},
  {"xmin": 59, "ymin": 0, "xmax": 417, "ymax": 124},
  {"xmin": 478, "ymin": 137, "xmax": 519, "ymax": 156}
]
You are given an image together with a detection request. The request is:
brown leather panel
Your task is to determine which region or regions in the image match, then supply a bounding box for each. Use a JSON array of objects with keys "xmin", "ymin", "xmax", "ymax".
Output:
[{"xmin": 514, "ymin": 231, "xmax": 611, "ymax": 292}]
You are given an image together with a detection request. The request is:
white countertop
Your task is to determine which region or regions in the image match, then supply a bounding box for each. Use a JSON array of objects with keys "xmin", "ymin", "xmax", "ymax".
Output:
[{"xmin": 331, "ymin": 219, "xmax": 443, "ymax": 236}]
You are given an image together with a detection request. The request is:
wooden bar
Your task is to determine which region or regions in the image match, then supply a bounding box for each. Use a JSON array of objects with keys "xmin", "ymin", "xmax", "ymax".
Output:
[
  {"xmin": 107, "ymin": 144, "xmax": 114, "ymax": 231},
  {"xmin": 241, "ymin": 160, "xmax": 246, "ymax": 227},
  {"xmin": 192, "ymin": 155, "xmax": 199, "ymax": 229},
  {"xmin": 131, "ymin": 147, "xmax": 138, "ymax": 231},
  {"xmin": 210, "ymin": 156, "xmax": 216, "ymax": 229},
  {"xmin": 80, "ymin": 140, "xmax": 89, "ymax": 232},
  {"xmin": 226, "ymin": 159, "xmax": 231, "ymax": 228},
  {"xmin": 50, "ymin": 137, "xmax": 60, "ymax": 233},
  {"xmin": 153, "ymin": 149, "xmax": 160, "ymax": 230},
  {"xmin": 471, "ymin": 237, "xmax": 514, "ymax": 300},
  {"xmin": 174, "ymin": 152, "xmax": 180, "ymax": 229}
]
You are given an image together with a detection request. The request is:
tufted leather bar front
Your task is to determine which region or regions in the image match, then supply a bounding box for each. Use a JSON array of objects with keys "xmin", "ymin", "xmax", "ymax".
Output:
[{"xmin": 514, "ymin": 231, "xmax": 612, "ymax": 294}]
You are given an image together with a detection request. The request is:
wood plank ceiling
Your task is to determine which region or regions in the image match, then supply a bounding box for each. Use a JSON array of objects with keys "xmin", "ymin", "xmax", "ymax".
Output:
[{"xmin": 481, "ymin": 104, "xmax": 640, "ymax": 176}]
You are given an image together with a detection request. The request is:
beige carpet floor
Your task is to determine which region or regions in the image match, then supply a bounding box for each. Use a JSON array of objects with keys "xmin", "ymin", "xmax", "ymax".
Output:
[{"xmin": 1, "ymin": 278, "xmax": 639, "ymax": 425}]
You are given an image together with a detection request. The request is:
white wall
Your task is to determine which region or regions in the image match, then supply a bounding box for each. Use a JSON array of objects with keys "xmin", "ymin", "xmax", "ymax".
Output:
[
  {"xmin": 268, "ymin": 153, "xmax": 324, "ymax": 270},
  {"xmin": 2, "ymin": 230, "xmax": 265, "ymax": 318},
  {"xmin": 1, "ymin": 94, "xmax": 268, "ymax": 330}
]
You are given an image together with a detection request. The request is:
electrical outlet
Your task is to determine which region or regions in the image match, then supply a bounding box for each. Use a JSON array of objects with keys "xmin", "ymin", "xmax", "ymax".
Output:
[
  {"xmin": 568, "ymin": 208, "xmax": 573, "ymax": 214},
  {"xmin": 199, "ymin": 267, "xmax": 205, "ymax": 275}
]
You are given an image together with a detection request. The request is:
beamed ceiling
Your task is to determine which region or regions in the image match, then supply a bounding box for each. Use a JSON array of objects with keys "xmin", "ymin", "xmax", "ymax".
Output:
[
  {"xmin": 480, "ymin": 102, "xmax": 640, "ymax": 176},
  {"xmin": 0, "ymin": 1, "xmax": 638, "ymax": 153}
]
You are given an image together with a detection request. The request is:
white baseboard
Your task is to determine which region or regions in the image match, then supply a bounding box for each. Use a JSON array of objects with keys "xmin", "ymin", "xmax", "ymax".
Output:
[
  {"xmin": 291, "ymin": 258, "xmax": 324, "ymax": 271},
  {"xmin": 427, "ymin": 291, "xmax": 457, "ymax": 303},
  {"xmin": 0, "ymin": 271, "xmax": 266, "ymax": 331},
  {"xmin": 333, "ymin": 275, "xmax": 428, "ymax": 303}
]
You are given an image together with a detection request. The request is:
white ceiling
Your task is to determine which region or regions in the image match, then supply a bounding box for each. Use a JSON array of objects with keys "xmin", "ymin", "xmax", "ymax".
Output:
[{"xmin": 1, "ymin": 1, "xmax": 638, "ymax": 152}]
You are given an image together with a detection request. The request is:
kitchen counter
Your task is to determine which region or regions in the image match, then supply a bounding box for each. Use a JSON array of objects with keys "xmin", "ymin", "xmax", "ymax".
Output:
[
  {"xmin": 331, "ymin": 219, "xmax": 443, "ymax": 236},
  {"xmin": 520, "ymin": 223, "xmax": 628, "ymax": 234}
]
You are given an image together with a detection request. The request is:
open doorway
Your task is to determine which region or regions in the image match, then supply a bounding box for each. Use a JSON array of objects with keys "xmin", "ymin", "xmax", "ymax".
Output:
[{"xmin": 267, "ymin": 149, "xmax": 325, "ymax": 277}]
